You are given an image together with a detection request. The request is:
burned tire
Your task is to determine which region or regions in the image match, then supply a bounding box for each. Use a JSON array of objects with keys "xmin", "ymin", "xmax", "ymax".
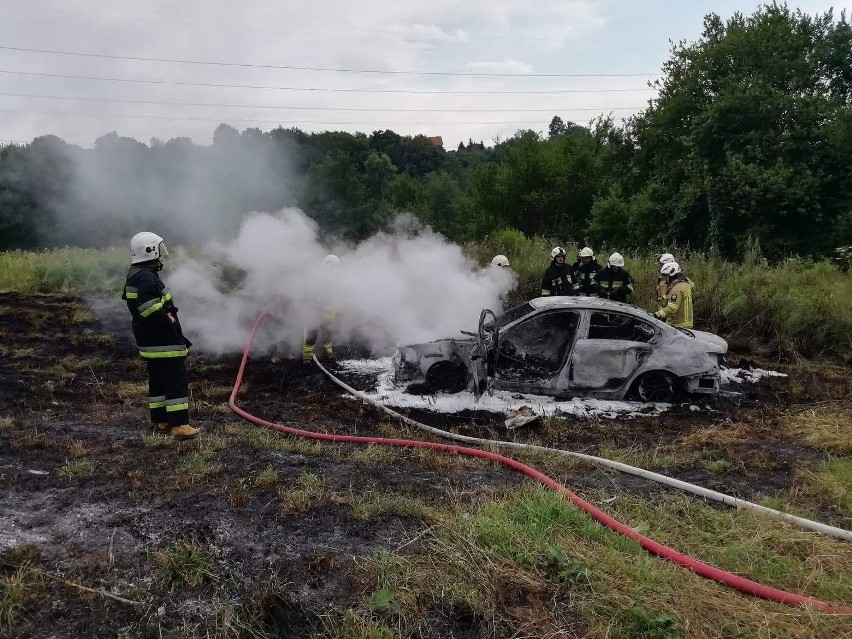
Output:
[
  {"xmin": 425, "ymin": 360, "xmax": 467, "ymax": 393},
  {"xmin": 634, "ymin": 371, "xmax": 676, "ymax": 403}
]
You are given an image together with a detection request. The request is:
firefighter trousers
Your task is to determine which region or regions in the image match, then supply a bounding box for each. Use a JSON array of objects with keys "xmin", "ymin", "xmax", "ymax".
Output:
[
  {"xmin": 146, "ymin": 357, "xmax": 190, "ymax": 426},
  {"xmin": 303, "ymin": 323, "xmax": 333, "ymax": 361}
]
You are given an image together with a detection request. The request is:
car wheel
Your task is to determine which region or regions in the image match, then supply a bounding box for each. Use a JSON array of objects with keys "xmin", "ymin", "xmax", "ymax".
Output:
[
  {"xmin": 635, "ymin": 371, "xmax": 676, "ymax": 403},
  {"xmin": 425, "ymin": 361, "xmax": 467, "ymax": 393}
]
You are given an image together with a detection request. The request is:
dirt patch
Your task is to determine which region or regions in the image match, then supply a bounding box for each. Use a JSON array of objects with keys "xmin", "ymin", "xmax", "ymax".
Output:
[{"xmin": 0, "ymin": 293, "xmax": 848, "ymax": 637}]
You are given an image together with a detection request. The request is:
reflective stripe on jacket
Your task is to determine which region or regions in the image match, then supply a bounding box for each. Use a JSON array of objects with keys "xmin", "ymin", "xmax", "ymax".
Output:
[
  {"xmin": 654, "ymin": 279, "xmax": 693, "ymax": 328},
  {"xmin": 594, "ymin": 267, "xmax": 634, "ymax": 302},
  {"xmin": 540, "ymin": 261, "xmax": 575, "ymax": 296},
  {"xmin": 122, "ymin": 264, "xmax": 191, "ymax": 357},
  {"xmin": 571, "ymin": 259, "xmax": 602, "ymax": 296}
]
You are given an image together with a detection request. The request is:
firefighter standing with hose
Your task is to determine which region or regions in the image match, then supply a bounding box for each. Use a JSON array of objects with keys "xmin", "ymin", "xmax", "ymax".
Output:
[
  {"xmin": 303, "ymin": 254, "xmax": 340, "ymax": 363},
  {"xmin": 122, "ymin": 232, "xmax": 199, "ymax": 440}
]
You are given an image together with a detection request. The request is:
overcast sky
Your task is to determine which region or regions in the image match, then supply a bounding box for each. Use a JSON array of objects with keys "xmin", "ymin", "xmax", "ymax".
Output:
[{"xmin": 0, "ymin": 0, "xmax": 847, "ymax": 149}]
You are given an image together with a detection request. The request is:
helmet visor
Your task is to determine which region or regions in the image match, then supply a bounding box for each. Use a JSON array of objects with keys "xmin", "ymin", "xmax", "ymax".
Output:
[{"xmin": 158, "ymin": 241, "xmax": 168, "ymax": 258}]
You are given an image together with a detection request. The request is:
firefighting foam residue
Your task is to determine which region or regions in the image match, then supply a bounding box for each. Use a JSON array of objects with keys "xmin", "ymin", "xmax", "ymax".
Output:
[
  {"xmin": 336, "ymin": 357, "xmax": 672, "ymax": 418},
  {"xmin": 166, "ymin": 209, "xmax": 515, "ymax": 355},
  {"xmin": 719, "ymin": 367, "xmax": 787, "ymax": 384},
  {"xmin": 334, "ymin": 359, "xmax": 787, "ymax": 419}
]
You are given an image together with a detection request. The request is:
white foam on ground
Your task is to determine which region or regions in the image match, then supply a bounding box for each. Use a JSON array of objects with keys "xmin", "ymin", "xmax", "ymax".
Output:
[
  {"xmin": 720, "ymin": 367, "xmax": 787, "ymax": 384},
  {"xmin": 337, "ymin": 358, "xmax": 671, "ymax": 419}
]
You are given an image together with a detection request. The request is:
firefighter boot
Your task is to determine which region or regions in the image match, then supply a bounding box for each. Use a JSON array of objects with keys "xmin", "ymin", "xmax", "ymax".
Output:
[
  {"xmin": 323, "ymin": 343, "xmax": 334, "ymax": 360},
  {"xmin": 302, "ymin": 342, "xmax": 315, "ymax": 364},
  {"xmin": 156, "ymin": 422, "xmax": 170, "ymax": 433},
  {"xmin": 170, "ymin": 424, "xmax": 200, "ymax": 440}
]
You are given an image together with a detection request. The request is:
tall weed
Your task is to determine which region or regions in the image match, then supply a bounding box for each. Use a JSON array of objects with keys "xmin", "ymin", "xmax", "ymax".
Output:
[
  {"xmin": 0, "ymin": 248, "xmax": 127, "ymax": 294},
  {"xmin": 3, "ymin": 241, "xmax": 851, "ymax": 360}
]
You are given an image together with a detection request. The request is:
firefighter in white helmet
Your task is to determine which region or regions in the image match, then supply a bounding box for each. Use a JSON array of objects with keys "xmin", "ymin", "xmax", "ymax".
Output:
[
  {"xmin": 654, "ymin": 262, "xmax": 693, "ymax": 328},
  {"xmin": 656, "ymin": 253, "xmax": 675, "ymax": 303},
  {"xmin": 490, "ymin": 254, "xmax": 510, "ymax": 268},
  {"xmin": 656, "ymin": 253, "xmax": 695, "ymax": 303},
  {"xmin": 122, "ymin": 232, "xmax": 198, "ymax": 440},
  {"xmin": 571, "ymin": 246, "xmax": 602, "ymax": 296},
  {"xmin": 541, "ymin": 247, "xmax": 575, "ymax": 296},
  {"xmin": 303, "ymin": 254, "xmax": 340, "ymax": 363},
  {"xmin": 594, "ymin": 252, "xmax": 634, "ymax": 303}
]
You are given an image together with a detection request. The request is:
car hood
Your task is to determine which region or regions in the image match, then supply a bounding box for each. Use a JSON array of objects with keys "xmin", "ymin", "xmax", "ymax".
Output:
[{"xmin": 687, "ymin": 330, "xmax": 728, "ymax": 354}]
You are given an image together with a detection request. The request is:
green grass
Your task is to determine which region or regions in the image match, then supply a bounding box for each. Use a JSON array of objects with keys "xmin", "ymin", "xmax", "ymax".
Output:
[
  {"xmin": 56, "ymin": 459, "xmax": 94, "ymax": 480},
  {"xmin": 0, "ymin": 248, "xmax": 127, "ymax": 294},
  {"xmin": 704, "ymin": 459, "xmax": 732, "ymax": 475},
  {"xmin": 154, "ymin": 542, "xmax": 214, "ymax": 590},
  {"xmin": 794, "ymin": 457, "xmax": 852, "ymax": 520},
  {"xmin": 142, "ymin": 433, "xmax": 173, "ymax": 449},
  {"xmin": 179, "ymin": 450, "xmax": 224, "ymax": 480},
  {"xmin": 0, "ymin": 564, "xmax": 42, "ymax": 628},
  {"xmin": 254, "ymin": 466, "xmax": 279, "ymax": 488},
  {"xmin": 4, "ymin": 242, "xmax": 852, "ymax": 359},
  {"xmin": 340, "ymin": 485, "xmax": 852, "ymax": 639}
]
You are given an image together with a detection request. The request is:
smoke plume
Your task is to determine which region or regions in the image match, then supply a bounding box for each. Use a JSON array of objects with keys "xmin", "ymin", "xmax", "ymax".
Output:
[{"xmin": 166, "ymin": 209, "xmax": 516, "ymax": 355}]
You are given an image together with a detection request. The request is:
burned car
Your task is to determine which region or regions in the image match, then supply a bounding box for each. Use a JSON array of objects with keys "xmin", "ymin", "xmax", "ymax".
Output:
[{"xmin": 393, "ymin": 297, "xmax": 728, "ymax": 403}]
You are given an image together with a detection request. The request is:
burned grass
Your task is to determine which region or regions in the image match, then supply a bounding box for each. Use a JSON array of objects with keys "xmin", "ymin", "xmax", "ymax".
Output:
[{"xmin": 0, "ymin": 292, "xmax": 850, "ymax": 638}]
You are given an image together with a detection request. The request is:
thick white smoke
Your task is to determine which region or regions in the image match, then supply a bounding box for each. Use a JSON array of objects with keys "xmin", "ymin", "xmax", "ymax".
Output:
[{"xmin": 166, "ymin": 208, "xmax": 516, "ymax": 355}]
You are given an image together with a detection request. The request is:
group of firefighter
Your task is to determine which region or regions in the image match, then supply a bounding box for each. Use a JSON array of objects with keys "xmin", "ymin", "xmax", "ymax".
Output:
[
  {"xmin": 490, "ymin": 246, "xmax": 694, "ymax": 330},
  {"xmin": 121, "ymin": 231, "xmax": 696, "ymax": 440}
]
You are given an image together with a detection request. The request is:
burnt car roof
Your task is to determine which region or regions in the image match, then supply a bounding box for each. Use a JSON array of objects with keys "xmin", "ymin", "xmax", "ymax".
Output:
[{"xmin": 527, "ymin": 296, "xmax": 661, "ymax": 320}]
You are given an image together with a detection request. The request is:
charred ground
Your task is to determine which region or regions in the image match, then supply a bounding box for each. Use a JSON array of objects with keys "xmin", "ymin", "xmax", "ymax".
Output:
[{"xmin": 0, "ymin": 293, "xmax": 849, "ymax": 638}]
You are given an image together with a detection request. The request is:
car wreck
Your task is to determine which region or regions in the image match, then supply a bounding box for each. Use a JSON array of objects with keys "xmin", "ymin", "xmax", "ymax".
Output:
[{"xmin": 393, "ymin": 297, "xmax": 728, "ymax": 403}]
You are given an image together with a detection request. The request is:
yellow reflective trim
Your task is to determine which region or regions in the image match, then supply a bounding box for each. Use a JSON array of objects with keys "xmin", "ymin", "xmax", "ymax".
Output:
[
  {"xmin": 125, "ymin": 292, "xmax": 138, "ymax": 299},
  {"xmin": 540, "ymin": 290, "xmax": 551, "ymax": 296},
  {"xmin": 149, "ymin": 400, "xmax": 166, "ymax": 409},
  {"xmin": 165, "ymin": 403, "xmax": 189, "ymax": 412},
  {"xmin": 161, "ymin": 293, "xmax": 171, "ymax": 303},
  {"xmin": 139, "ymin": 349, "xmax": 188, "ymax": 358},
  {"xmin": 139, "ymin": 300, "xmax": 164, "ymax": 317}
]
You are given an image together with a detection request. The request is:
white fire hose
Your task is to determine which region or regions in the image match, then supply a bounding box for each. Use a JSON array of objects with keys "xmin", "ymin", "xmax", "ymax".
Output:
[{"xmin": 315, "ymin": 357, "xmax": 852, "ymax": 542}]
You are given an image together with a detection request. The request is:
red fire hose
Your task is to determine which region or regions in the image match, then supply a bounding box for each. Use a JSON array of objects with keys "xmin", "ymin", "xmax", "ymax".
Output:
[{"xmin": 228, "ymin": 311, "xmax": 851, "ymax": 614}]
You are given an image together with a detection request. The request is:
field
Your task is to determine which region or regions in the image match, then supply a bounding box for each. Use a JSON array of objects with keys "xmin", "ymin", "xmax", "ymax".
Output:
[{"xmin": 1, "ymin": 286, "xmax": 851, "ymax": 638}]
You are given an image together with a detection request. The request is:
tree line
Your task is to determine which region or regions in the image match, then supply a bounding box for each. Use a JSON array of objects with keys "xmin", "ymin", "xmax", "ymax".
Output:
[{"xmin": 1, "ymin": 5, "xmax": 850, "ymax": 260}]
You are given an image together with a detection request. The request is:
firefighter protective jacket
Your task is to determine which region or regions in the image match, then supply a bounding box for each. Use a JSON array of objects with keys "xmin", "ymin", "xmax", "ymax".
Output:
[
  {"xmin": 572, "ymin": 259, "xmax": 602, "ymax": 296},
  {"xmin": 657, "ymin": 276, "xmax": 695, "ymax": 303},
  {"xmin": 654, "ymin": 275, "xmax": 693, "ymax": 328},
  {"xmin": 594, "ymin": 267, "xmax": 634, "ymax": 303},
  {"xmin": 122, "ymin": 263, "xmax": 191, "ymax": 358},
  {"xmin": 540, "ymin": 261, "xmax": 575, "ymax": 296}
]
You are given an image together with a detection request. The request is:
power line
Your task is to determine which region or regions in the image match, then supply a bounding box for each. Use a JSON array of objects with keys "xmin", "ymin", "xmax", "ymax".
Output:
[
  {"xmin": 0, "ymin": 136, "xmax": 89, "ymax": 146},
  {"xmin": 0, "ymin": 45, "xmax": 661, "ymax": 78},
  {"xmin": 0, "ymin": 91, "xmax": 645, "ymax": 113},
  {"xmin": 13, "ymin": 0, "xmax": 624, "ymax": 46},
  {"xmin": 0, "ymin": 69, "xmax": 656, "ymax": 95},
  {"xmin": 0, "ymin": 106, "xmax": 612, "ymax": 127}
]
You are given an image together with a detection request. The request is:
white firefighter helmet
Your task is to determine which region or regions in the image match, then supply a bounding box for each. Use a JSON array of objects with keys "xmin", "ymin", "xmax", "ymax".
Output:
[
  {"xmin": 130, "ymin": 232, "xmax": 168, "ymax": 264},
  {"xmin": 608, "ymin": 252, "xmax": 625, "ymax": 268},
  {"xmin": 550, "ymin": 246, "xmax": 566, "ymax": 259},
  {"xmin": 323, "ymin": 254, "xmax": 341, "ymax": 267},
  {"xmin": 659, "ymin": 252, "xmax": 675, "ymax": 265},
  {"xmin": 660, "ymin": 261, "xmax": 682, "ymax": 277},
  {"xmin": 579, "ymin": 246, "xmax": 594, "ymax": 258},
  {"xmin": 491, "ymin": 254, "xmax": 510, "ymax": 268}
]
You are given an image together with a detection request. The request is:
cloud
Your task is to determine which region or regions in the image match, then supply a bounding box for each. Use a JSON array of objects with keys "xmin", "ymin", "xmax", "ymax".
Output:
[
  {"xmin": 0, "ymin": 0, "xmax": 625, "ymax": 148},
  {"xmin": 463, "ymin": 59, "xmax": 534, "ymax": 74}
]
